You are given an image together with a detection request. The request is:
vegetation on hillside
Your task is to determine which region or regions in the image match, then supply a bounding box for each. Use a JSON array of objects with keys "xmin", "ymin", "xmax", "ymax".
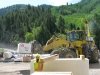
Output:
[
  {"xmin": 0, "ymin": 0, "xmax": 100, "ymax": 49},
  {"xmin": 0, "ymin": 4, "xmax": 27, "ymax": 16}
]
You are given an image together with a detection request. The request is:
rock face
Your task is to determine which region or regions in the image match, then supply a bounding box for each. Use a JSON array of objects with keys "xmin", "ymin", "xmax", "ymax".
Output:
[{"xmin": 30, "ymin": 40, "xmax": 43, "ymax": 54}]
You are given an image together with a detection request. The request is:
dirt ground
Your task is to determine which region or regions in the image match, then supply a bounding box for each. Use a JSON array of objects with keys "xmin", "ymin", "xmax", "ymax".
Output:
[
  {"xmin": 89, "ymin": 60, "xmax": 100, "ymax": 75},
  {"xmin": 0, "ymin": 62, "xmax": 30, "ymax": 75},
  {"xmin": 0, "ymin": 60, "xmax": 100, "ymax": 75}
]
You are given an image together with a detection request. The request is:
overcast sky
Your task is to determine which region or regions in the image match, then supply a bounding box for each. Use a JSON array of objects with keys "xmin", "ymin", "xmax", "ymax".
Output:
[{"xmin": 0, "ymin": 0, "xmax": 81, "ymax": 8}]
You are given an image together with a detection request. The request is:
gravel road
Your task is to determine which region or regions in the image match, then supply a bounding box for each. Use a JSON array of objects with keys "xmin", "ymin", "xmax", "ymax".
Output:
[
  {"xmin": 89, "ymin": 59, "xmax": 100, "ymax": 75},
  {"xmin": 0, "ymin": 62, "xmax": 30, "ymax": 75}
]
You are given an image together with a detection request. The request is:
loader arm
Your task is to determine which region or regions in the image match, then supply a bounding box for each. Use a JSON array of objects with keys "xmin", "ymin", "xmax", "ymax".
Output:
[{"xmin": 43, "ymin": 38, "xmax": 69, "ymax": 52}]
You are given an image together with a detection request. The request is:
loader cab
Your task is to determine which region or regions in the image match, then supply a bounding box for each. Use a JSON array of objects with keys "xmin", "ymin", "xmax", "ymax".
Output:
[{"xmin": 67, "ymin": 30, "xmax": 86, "ymax": 41}]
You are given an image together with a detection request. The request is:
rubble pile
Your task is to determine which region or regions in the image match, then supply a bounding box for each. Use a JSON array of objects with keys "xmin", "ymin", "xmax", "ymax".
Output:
[{"xmin": 0, "ymin": 48, "xmax": 34, "ymax": 62}]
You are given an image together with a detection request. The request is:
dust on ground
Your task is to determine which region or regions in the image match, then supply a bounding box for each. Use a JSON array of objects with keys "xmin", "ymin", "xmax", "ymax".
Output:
[
  {"xmin": 89, "ymin": 60, "xmax": 100, "ymax": 75},
  {"xmin": 0, "ymin": 43, "xmax": 17, "ymax": 50},
  {"xmin": 0, "ymin": 62, "xmax": 30, "ymax": 75}
]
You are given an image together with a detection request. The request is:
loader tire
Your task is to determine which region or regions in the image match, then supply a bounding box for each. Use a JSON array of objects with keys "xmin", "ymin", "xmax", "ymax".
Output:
[
  {"xmin": 51, "ymin": 47, "xmax": 77, "ymax": 58},
  {"xmin": 90, "ymin": 48, "xmax": 99, "ymax": 63},
  {"xmin": 65, "ymin": 49, "xmax": 77, "ymax": 58}
]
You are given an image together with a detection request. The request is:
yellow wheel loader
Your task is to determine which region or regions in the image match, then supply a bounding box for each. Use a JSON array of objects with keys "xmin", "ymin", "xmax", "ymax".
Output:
[{"xmin": 43, "ymin": 30, "xmax": 99, "ymax": 63}]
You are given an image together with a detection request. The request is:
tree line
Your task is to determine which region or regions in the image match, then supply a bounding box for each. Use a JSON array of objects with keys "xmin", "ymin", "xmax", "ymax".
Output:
[
  {"xmin": 0, "ymin": 5, "xmax": 76, "ymax": 45},
  {"xmin": 0, "ymin": 0, "xmax": 100, "ymax": 49}
]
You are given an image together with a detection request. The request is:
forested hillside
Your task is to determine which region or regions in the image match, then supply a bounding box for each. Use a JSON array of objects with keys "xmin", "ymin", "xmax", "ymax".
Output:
[
  {"xmin": 0, "ymin": 5, "xmax": 57, "ymax": 45},
  {"xmin": 0, "ymin": 0, "xmax": 100, "ymax": 48},
  {"xmin": 0, "ymin": 4, "xmax": 27, "ymax": 16}
]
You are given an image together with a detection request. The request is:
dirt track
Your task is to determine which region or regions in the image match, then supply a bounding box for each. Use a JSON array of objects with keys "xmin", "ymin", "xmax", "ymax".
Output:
[
  {"xmin": 89, "ymin": 60, "xmax": 100, "ymax": 75},
  {"xmin": 0, "ymin": 60, "xmax": 100, "ymax": 75},
  {"xmin": 0, "ymin": 62, "xmax": 30, "ymax": 75}
]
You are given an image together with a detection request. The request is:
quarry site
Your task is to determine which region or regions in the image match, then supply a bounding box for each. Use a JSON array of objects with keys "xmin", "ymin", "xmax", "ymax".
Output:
[
  {"xmin": 0, "ymin": 0, "xmax": 100, "ymax": 75},
  {"xmin": 0, "ymin": 42, "xmax": 100, "ymax": 75}
]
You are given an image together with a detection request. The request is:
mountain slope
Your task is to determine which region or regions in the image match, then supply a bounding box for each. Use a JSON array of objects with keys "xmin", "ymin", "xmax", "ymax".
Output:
[
  {"xmin": 0, "ymin": 0, "xmax": 100, "ymax": 45},
  {"xmin": 0, "ymin": 4, "xmax": 27, "ymax": 16}
]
